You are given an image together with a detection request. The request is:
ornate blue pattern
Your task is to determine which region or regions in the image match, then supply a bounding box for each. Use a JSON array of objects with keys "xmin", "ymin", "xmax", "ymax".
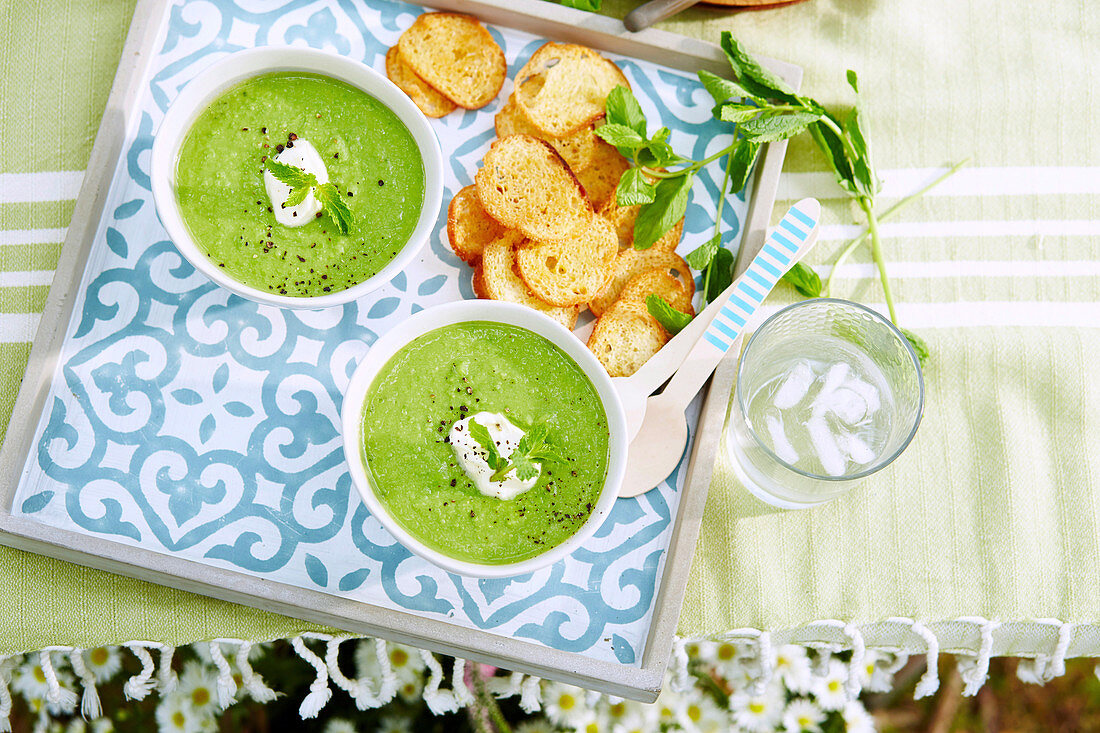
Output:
[{"xmin": 15, "ymin": 0, "xmax": 752, "ymax": 665}]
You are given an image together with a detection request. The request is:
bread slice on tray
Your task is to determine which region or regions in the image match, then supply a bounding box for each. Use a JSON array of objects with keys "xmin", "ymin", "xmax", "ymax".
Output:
[
  {"xmin": 515, "ymin": 42, "xmax": 630, "ymax": 137},
  {"xmin": 478, "ymin": 237, "xmax": 581, "ymax": 329},
  {"xmin": 575, "ymin": 141, "xmax": 631, "ymax": 209},
  {"xmin": 589, "ymin": 249, "xmax": 694, "ymax": 316},
  {"xmin": 587, "ymin": 301, "xmax": 669, "ymax": 378},
  {"xmin": 495, "ymin": 93, "xmax": 601, "ymax": 173},
  {"xmin": 446, "ymin": 185, "xmax": 517, "ymax": 265},
  {"xmin": 617, "ymin": 269, "xmax": 696, "ymax": 318},
  {"xmin": 476, "ymin": 134, "xmax": 593, "ymax": 242},
  {"xmin": 397, "ymin": 13, "xmax": 506, "ymax": 109},
  {"xmin": 599, "ymin": 197, "xmax": 684, "ymax": 252},
  {"xmin": 384, "ymin": 45, "xmax": 457, "ymax": 118},
  {"xmin": 515, "ymin": 213, "xmax": 617, "ymax": 307}
]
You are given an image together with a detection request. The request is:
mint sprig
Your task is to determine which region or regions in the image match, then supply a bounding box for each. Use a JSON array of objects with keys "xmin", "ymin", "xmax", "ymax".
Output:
[
  {"xmin": 466, "ymin": 417, "xmax": 565, "ymax": 484},
  {"xmin": 265, "ymin": 159, "xmax": 355, "ymax": 235}
]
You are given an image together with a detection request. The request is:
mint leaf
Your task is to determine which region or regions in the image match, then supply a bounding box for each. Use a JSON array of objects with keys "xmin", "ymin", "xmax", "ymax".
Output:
[
  {"xmin": 697, "ymin": 69, "xmax": 753, "ymax": 106},
  {"xmin": 808, "ymin": 116, "xmax": 858, "ymax": 195},
  {"xmin": 605, "ymin": 86, "xmax": 647, "ymax": 137},
  {"xmin": 467, "ymin": 417, "xmax": 503, "ymax": 472},
  {"xmin": 283, "ymin": 183, "xmax": 311, "ymax": 209},
  {"xmin": 717, "ymin": 104, "xmax": 762, "ymax": 124},
  {"xmin": 705, "ymin": 247, "xmax": 734, "ymax": 302},
  {"xmin": 266, "ymin": 158, "xmax": 316, "ymax": 189},
  {"xmin": 615, "ymin": 168, "xmax": 657, "ymax": 206},
  {"xmin": 557, "ymin": 0, "xmax": 601, "ymax": 10},
  {"xmin": 719, "ymin": 32, "xmax": 801, "ymax": 105},
  {"xmin": 315, "ymin": 182, "xmax": 354, "ymax": 235},
  {"xmin": 901, "ymin": 328, "xmax": 930, "ymax": 367},
  {"xmin": 594, "ymin": 122, "xmax": 645, "ymax": 156},
  {"xmin": 739, "ymin": 111, "xmax": 821, "ymax": 143},
  {"xmin": 781, "ymin": 262, "xmax": 822, "ymax": 297},
  {"xmin": 639, "ymin": 129, "xmax": 684, "ymax": 168},
  {"xmin": 686, "ymin": 234, "xmax": 721, "ymax": 270},
  {"xmin": 728, "ymin": 139, "xmax": 761, "ymax": 194},
  {"xmin": 646, "ymin": 294, "xmax": 692, "ymax": 335},
  {"xmin": 843, "ymin": 70, "xmax": 878, "ymax": 199},
  {"xmin": 634, "ymin": 172, "xmax": 694, "ymax": 250}
]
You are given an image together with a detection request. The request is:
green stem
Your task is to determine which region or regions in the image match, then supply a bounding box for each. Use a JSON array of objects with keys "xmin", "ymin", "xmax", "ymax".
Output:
[
  {"xmin": 472, "ymin": 667, "xmax": 512, "ymax": 733},
  {"xmin": 638, "ymin": 142, "xmax": 738, "ymax": 179},
  {"xmin": 700, "ymin": 148, "xmax": 737, "ymax": 308},
  {"xmin": 824, "ymin": 159, "xmax": 968, "ymax": 297},
  {"xmin": 860, "ymin": 196, "xmax": 897, "ymax": 324}
]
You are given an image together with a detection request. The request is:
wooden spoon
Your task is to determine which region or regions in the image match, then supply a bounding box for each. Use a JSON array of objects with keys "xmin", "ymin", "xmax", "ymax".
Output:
[{"xmin": 618, "ymin": 198, "xmax": 820, "ymax": 497}]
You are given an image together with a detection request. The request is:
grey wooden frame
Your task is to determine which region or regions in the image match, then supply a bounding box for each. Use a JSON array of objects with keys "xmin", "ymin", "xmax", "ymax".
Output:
[{"xmin": 0, "ymin": 0, "xmax": 799, "ymax": 701}]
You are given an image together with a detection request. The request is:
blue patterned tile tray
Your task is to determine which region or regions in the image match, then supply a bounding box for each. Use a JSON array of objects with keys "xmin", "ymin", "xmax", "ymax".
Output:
[{"xmin": 11, "ymin": 0, "xmax": 754, "ymax": 668}]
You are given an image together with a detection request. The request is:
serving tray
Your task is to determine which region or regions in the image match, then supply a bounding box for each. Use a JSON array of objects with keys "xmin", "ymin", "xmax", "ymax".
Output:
[{"xmin": 0, "ymin": 0, "xmax": 798, "ymax": 700}]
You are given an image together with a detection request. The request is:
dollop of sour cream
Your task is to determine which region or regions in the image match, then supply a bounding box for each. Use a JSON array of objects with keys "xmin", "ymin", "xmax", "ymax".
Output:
[
  {"xmin": 449, "ymin": 412, "xmax": 539, "ymax": 500},
  {"xmin": 262, "ymin": 138, "xmax": 328, "ymax": 227}
]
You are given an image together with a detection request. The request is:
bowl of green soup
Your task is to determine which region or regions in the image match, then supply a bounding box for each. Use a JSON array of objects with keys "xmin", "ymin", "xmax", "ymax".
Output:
[
  {"xmin": 341, "ymin": 300, "xmax": 628, "ymax": 577},
  {"xmin": 151, "ymin": 46, "xmax": 443, "ymax": 308}
]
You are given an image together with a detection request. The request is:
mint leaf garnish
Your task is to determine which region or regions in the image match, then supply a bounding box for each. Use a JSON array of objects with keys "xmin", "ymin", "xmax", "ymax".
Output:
[
  {"xmin": 467, "ymin": 417, "xmax": 504, "ymax": 473},
  {"xmin": 782, "ymin": 262, "xmax": 823, "ymax": 298},
  {"xmin": 646, "ymin": 294, "xmax": 692, "ymax": 335},
  {"xmin": 266, "ymin": 158, "xmax": 316, "ymax": 189},
  {"xmin": 264, "ymin": 159, "xmax": 355, "ymax": 234},
  {"xmin": 315, "ymin": 182, "xmax": 353, "ymax": 235}
]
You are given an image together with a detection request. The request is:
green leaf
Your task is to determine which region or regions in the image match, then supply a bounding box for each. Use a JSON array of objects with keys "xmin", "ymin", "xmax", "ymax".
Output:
[
  {"xmin": 509, "ymin": 454, "xmax": 540, "ymax": 482},
  {"xmin": 717, "ymin": 104, "xmax": 762, "ymax": 124},
  {"xmin": 705, "ymin": 247, "xmax": 734, "ymax": 302},
  {"xmin": 901, "ymin": 328, "xmax": 930, "ymax": 367},
  {"xmin": 266, "ymin": 158, "xmax": 316, "ymax": 189},
  {"xmin": 727, "ymin": 140, "xmax": 761, "ymax": 194},
  {"xmin": 557, "ymin": 0, "xmax": 601, "ymax": 10},
  {"xmin": 843, "ymin": 70, "xmax": 878, "ymax": 199},
  {"xmin": 697, "ymin": 69, "xmax": 753, "ymax": 105},
  {"xmin": 739, "ymin": 111, "xmax": 821, "ymax": 143},
  {"xmin": 633, "ymin": 172, "xmax": 694, "ymax": 250},
  {"xmin": 283, "ymin": 183, "xmax": 311, "ymax": 209},
  {"xmin": 781, "ymin": 262, "xmax": 822, "ymax": 297},
  {"xmin": 615, "ymin": 167, "xmax": 657, "ymax": 206},
  {"xmin": 719, "ymin": 32, "xmax": 801, "ymax": 105},
  {"xmin": 604, "ymin": 86, "xmax": 648, "ymax": 137},
  {"xmin": 686, "ymin": 234, "xmax": 721, "ymax": 270},
  {"xmin": 646, "ymin": 294, "xmax": 692, "ymax": 335},
  {"xmin": 808, "ymin": 116, "xmax": 857, "ymax": 194},
  {"xmin": 594, "ymin": 122, "xmax": 645, "ymax": 156},
  {"xmin": 315, "ymin": 182, "xmax": 354, "ymax": 235},
  {"xmin": 467, "ymin": 417, "xmax": 504, "ymax": 470}
]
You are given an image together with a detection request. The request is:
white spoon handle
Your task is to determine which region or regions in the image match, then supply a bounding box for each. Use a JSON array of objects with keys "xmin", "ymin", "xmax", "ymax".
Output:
[{"xmin": 662, "ymin": 198, "xmax": 821, "ymax": 407}]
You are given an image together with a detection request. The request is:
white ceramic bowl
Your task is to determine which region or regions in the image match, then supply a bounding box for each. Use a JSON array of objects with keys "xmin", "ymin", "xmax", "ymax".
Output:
[
  {"xmin": 150, "ymin": 46, "xmax": 444, "ymax": 309},
  {"xmin": 341, "ymin": 301, "xmax": 629, "ymax": 578}
]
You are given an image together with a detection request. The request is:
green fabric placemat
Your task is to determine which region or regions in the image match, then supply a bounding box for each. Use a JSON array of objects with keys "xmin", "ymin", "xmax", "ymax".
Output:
[{"xmin": 3, "ymin": 0, "xmax": 1099, "ymax": 656}]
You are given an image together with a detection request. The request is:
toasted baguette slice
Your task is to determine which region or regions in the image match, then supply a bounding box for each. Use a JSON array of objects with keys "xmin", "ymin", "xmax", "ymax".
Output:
[
  {"xmin": 598, "ymin": 197, "xmax": 684, "ymax": 252},
  {"xmin": 479, "ymin": 238, "xmax": 581, "ymax": 329},
  {"xmin": 589, "ymin": 249, "xmax": 694, "ymax": 317},
  {"xmin": 515, "ymin": 43, "xmax": 630, "ymax": 137},
  {"xmin": 575, "ymin": 141, "xmax": 630, "ymax": 209},
  {"xmin": 397, "ymin": 13, "xmax": 506, "ymax": 109},
  {"xmin": 515, "ymin": 213, "xmax": 617, "ymax": 307},
  {"xmin": 385, "ymin": 45, "xmax": 457, "ymax": 118},
  {"xmin": 495, "ymin": 93, "xmax": 601, "ymax": 173},
  {"xmin": 476, "ymin": 135, "xmax": 592, "ymax": 242},
  {"xmin": 587, "ymin": 301, "xmax": 668, "ymax": 377},
  {"xmin": 617, "ymin": 269, "xmax": 696, "ymax": 320},
  {"xmin": 446, "ymin": 185, "xmax": 517, "ymax": 264}
]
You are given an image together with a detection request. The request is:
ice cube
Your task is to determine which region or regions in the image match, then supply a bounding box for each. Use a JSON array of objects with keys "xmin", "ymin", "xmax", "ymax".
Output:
[
  {"xmin": 825, "ymin": 387, "xmax": 868, "ymax": 424},
  {"xmin": 807, "ymin": 414, "xmax": 847, "ymax": 477},
  {"xmin": 837, "ymin": 431, "xmax": 877, "ymax": 465},
  {"xmin": 820, "ymin": 363, "xmax": 850, "ymax": 397},
  {"xmin": 845, "ymin": 377, "xmax": 881, "ymax": 415},
  {"xmin": 773, "ymin": 361, "xmax": 815, "ymax": 409},
  {"xmin": 765, "ymin": 414, "xmax": 800, "ymax": 465}
]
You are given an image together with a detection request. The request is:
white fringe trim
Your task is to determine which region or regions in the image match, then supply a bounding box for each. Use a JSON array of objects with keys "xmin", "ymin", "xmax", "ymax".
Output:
[
  {"xmin": 207, "ymin": 641, "xmax": 237, "ymax": 709},
  {"xmin": 0, "ymin": 655, "xmax": 14, "ymax": 733},
  {"xmin": 418, "ymin": 650, "xmax": 473, "ymax": 714},
  {"xmin": 39, "ymin": 650, "xmax": 78, "ymax": 711},
  {"xmin": 235, "ymin": 642, "xmax": 277, "ymax": 703},
  {"xmin": 325, "ymin": 636, "xmax": 394, "ymax": 709},
  {"xmin": 157, "ymin": 645, "xmax": 178, "ymax": 694},
  {"xmin": 957, "ymin": 618, "xmax": 1000, "ymax": 696},
  {"xmin": 290, "ymin": 636, "xmax": 332, "ymax": 719},
  {"xmin": 122, "ymin": 643, "xmax": 158, "ymax": 701},
  {"xmin": 68, "ymin": 648, "xmax": 102, "ymax": 719}
]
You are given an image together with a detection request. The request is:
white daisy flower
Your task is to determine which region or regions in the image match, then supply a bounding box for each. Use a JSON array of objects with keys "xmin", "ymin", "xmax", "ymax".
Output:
[
  {"xmin": 396, "ymin": 675, "xmax": 424, "ymax": 704},
  {"xmin": 82, "ymin": 647, "xmax": 122, "ymax": 683},
  {"xmin": 322, "ymin": 719, "xmax": 357, "ymax": 733},
  {"xmin": 176, "ymin": 661, "xmax": 221, "ymax": 715},
  {"xmin": 782, "ymin": 698, "xmax": 825, "ymax": 733},
  {"xmin": 684, "ymin": 639, "xmax": 714, "ymax": 664},
  {"xmin": 811, "ymin": 660, "xmax": 849, "ymax": 712},
  {"xmin": 611, "ymin": 705, "xmax": 659, "ymax": 733},
  {"xmin": 841, "ymin": 701, "xmax": 876, "ymax": 733},
  {"xmin": 601, "ymin": 698, "xmax": 634, "ymax": 726},
  {"xmin": 377, "ymin": 714, "xmax": 413, "ymax": 733},
  {"xmin": 651, "ymin": 684, "xmax": 683, "ymax": 728},
  {"xmin": 730, "ymin": 681, "xmax": 784, "ymax": 733},
  {"xmin": 774, "ymin": 645, "xmax": 813, "ymax": 694},
  {"xmin": 857, "ymin": 651, "xmax": 895, "ymax": 694},
  {"xmin": 677, "ymin": 693, "xmax": 728, "ymax": 733},
  {"xmin": 571, "ymin": 711, "xmax": 610, "ymax": 733},
  {"xmin": 12, "ymin": 658, "xmax": 55, "ymax": 701},
  {"xmin": 355, "ymin": 641, "xmax": 425, "ymax": 684},
  {"xmin": 544, "ymin": 682, "xmax": 589, "ymax": 727},
  {"xmin": 155, "ymin": 693, "xmax": 208, "ymax": 733}
]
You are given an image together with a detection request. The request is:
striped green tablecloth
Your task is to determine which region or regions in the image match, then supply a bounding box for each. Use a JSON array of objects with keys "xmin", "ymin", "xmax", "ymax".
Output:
[{"xmin": 2, "ymin": 0, "xmax": 1099, "ymax": 662}]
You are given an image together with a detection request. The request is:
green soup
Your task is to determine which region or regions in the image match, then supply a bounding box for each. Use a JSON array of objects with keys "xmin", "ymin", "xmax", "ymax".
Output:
[
  {"xmin": 361, "ymin": 322, "xmax": 611, "ymax": 565},
  {"xmin": 174, "ymin": 72, "xmax": 425, "ymax": 296}
]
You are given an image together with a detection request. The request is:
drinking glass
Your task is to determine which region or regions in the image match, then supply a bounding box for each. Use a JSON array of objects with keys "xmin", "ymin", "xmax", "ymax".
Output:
[{"xmin": 725, "ymin": 298, "xmax": 924, "ymax": 508}]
